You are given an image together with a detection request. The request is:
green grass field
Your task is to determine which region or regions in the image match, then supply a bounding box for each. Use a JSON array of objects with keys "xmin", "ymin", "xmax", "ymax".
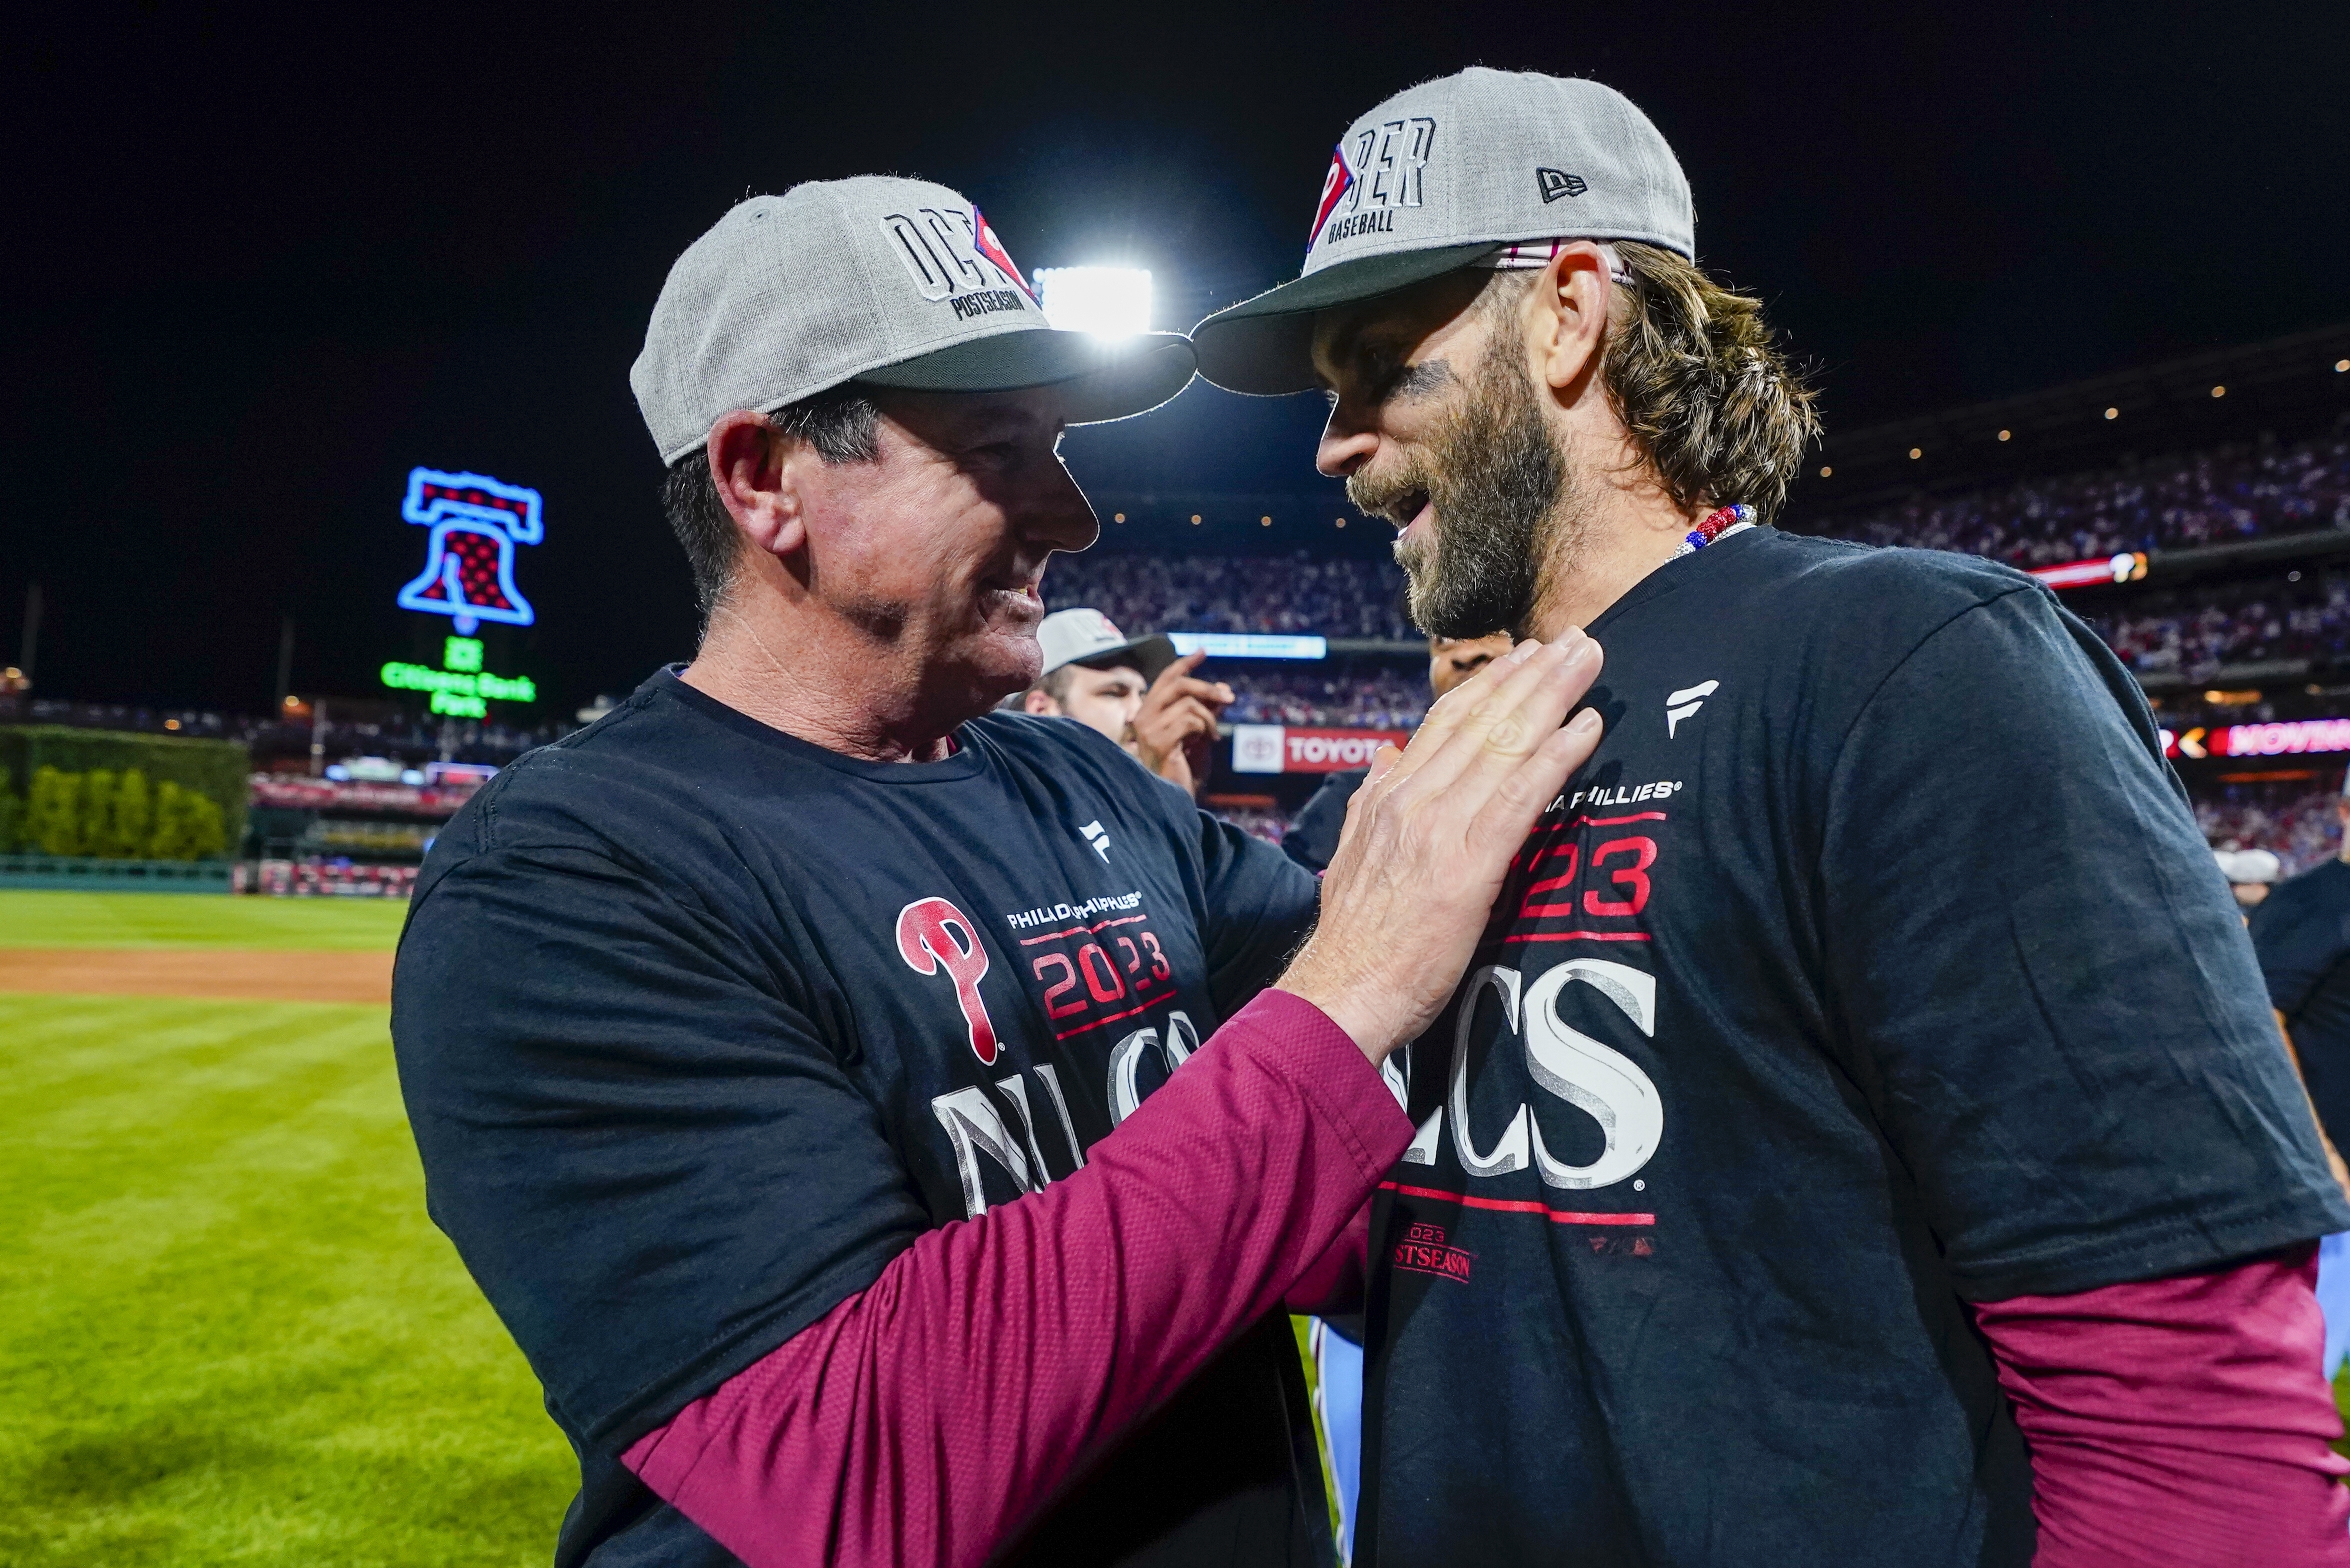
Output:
[
  {"xmin": 0, "ymin": 892, "xmax": 571, "ymax": 1567},
  {"xmin": 0, "ymin": 889, "xmax": 410, "ymax": 949}
]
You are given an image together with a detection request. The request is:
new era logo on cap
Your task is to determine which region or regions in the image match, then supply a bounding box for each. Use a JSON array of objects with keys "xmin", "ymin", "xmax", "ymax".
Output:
[
  {"xmin": 1537, "ymin": 167, "xmax": 1587, "ymax": 202},
  {"xmin": 1192, "ymin": 69, "xmax": 1696, "ymax": 396}
]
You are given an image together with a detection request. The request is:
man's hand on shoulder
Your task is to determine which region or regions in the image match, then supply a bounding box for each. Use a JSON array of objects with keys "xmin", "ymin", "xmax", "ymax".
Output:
[{"xmin": 1279, "ymin": 634, "xmax": 1606, "ymax": 1064}]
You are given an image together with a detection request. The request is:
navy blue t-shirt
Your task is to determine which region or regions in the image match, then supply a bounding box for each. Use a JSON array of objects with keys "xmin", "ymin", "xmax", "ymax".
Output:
[
  {"xmin": 1283, "ymin": 770, "xmax": 1366, "ymax": 875},
  {"xmin": 391, "ymin": 671, "xmax": 1326, "ymax": 1568},
  {"xmin": 1358, "ymin": 528, "xmax": 2350, "ymax": 1568},
  {"xmin": 2250, "ymin": 856, "xmax": 2350, "ymax": 1147}
]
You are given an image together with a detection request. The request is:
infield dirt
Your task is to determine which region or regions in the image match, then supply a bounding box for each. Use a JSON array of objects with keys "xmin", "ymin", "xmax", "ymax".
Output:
[{"xmin": 0, "ymin": 948, "xmax": 392, "ymax": 1003}]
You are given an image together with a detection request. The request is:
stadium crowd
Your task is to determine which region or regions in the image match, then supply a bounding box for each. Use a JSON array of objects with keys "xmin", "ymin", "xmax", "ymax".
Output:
[
  {"xmin": 1221, "ymin": 668, "xmax": 1428, "ymax": 731},
  {"xmin": 2085, "ymin": 570, "xmax": 2350, "ymax": 679},
  {"xmin": 0, "ymin": 694, "xmax": 569, "ymax": 770},
  {"xmin": 1044, "ymin": 551, "xmax": 1415, "ymax": 639},
  {"xmin": 1812, "ymin": 422, "xmax": 2350, "ymax": 566},
  {"xmin": 2199, "ymin": 779, "xmax": 2344, "ymax": 878}
]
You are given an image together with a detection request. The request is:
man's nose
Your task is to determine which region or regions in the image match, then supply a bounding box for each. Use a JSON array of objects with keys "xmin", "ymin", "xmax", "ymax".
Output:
[
  {"xmin": 1317, "ymin": 401, "xmax": 1378, "ymax": 480},
  {"xmin": 1024, "ymin": 463, "xmax": 1101, "ymax": 554}
]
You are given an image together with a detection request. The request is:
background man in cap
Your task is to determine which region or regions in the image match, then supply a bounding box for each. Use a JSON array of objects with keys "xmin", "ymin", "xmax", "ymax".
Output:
[
  {"xmin": 1194, "ymin": 68, "xmax": 2350, "ymax": 1566},
  {"xmin": 1020, "ymin": 606, "xmax": 1233, "ymax": 796},
  {"xmin": 392, "ymin": 175, "xmax": 1606, "ymax": 1568},
  {"xmin": 2219, "ymin": 847, "xmax": 2285, "ymax": 909}
]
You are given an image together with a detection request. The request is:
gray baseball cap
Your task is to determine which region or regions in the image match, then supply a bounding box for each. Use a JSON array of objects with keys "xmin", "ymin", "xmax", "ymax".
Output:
[
  {"xmin": 1037, "ymin": 607, "xmax": 1177, "ymax": 683},
  {"xmin": 1192, "ymin": 69, "xmax": 1694, "ymax": 396},
  {"xmin": 632, "ymin": 176, "xmax": 1198, "ymax": 463}
]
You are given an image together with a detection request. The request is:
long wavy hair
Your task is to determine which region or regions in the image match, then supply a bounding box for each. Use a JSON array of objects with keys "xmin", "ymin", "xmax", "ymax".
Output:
[{"xmin": 1598, "ymin": 241, "xmax": 1820, "ymax": 523}]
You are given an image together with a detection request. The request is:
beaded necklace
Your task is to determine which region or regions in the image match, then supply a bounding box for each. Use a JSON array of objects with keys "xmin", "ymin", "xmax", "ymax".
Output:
[{"xmin": 1673, "ymin": 503, "xmax": 1755, "ymax": 559}]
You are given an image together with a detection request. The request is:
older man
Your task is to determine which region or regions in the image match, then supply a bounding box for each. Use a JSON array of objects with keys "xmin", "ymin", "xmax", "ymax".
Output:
[
  {"xmin": 391, "ymin": 176, "xmax": 1605, "ymax": 1568},
  {"xmin": 1193, "ymin": 69, "xmax": 2350, "ymax": 1568}
]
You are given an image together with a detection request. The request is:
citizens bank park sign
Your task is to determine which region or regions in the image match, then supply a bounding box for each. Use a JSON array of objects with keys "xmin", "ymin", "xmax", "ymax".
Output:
[
  {"xmin": 2163, "ymin": 717, "xmax": 2350, "ymax": 760},
  {"xmin": 1232, "ymin": 724, "xmax": 1411, "ymax": 774}
]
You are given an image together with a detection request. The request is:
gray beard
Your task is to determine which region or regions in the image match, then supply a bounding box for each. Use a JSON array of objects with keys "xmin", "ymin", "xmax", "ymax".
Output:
[{"xmin": 1383, "ymin": 340, "xmax": 1579, "ymax": 640}]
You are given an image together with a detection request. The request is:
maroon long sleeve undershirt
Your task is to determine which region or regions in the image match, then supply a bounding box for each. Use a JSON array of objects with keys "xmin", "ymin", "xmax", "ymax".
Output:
[
  {"xmin": 1970, "ymin": 1243, "xmax": 2350, "ymax": 1566},
  {"xmin": 621, "ymin": 988, "xmax": 1410, "ymax": 1568},
  {"xmin": 623, "ymin": 984, "xmax": 2350, "ymax": 1567}
]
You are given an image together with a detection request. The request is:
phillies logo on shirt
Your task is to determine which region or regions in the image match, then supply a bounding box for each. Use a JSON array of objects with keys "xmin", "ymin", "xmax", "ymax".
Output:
[{"xmin": 897, "ymin": 896, "xmax": 1001, "ymax": 1065}]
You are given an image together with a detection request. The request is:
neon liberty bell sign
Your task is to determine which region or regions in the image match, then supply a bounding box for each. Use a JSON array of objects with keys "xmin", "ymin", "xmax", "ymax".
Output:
[
  {"xmin": 381, "ymin": 467, "xmax": 542, "ymax": 719},
  {"xmin": 397, "ymin": 467, "xmax": 542, "ymax": 632}
]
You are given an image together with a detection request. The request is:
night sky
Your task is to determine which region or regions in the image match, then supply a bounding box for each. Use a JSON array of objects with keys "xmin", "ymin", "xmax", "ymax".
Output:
[{"xmin": 6, "ymin": 3, "xmax": 2346, "ymax": 714}]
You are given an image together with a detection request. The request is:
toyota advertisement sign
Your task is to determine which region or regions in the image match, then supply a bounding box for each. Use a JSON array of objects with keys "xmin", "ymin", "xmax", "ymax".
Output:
[{"xmin": 1231, "ymin": 725, "xmax": 1412, "ymax": 774}]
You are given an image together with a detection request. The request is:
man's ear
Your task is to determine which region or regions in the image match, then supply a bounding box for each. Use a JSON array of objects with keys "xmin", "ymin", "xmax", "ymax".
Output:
[
  {"xmin": 706, "ymin": 410, "xmax": 806, "ymax": 559},
  {"xmin": 1527, "ymin": 242, "xmax": 1612, "ymax": 398},
  {"xmin": 1022, "ymin": 688, "xmax": 1060, "ymax": 717}
]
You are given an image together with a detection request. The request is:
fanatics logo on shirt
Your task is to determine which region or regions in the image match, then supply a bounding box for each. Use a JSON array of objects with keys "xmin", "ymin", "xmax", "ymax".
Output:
[
  {"xmin": 1080, "ymin": 820, "xmax": 1111, "ymax": 863},
  {"xmin": 1665, "ymin": 679, "xmax": 1718, "ymax": 738}
]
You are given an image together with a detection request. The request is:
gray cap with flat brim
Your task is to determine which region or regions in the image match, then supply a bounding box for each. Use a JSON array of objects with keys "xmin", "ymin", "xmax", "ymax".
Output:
[
  {"xmin": 1191, "ymin": 69, "xmax": 1694, "ymax": 397},
  {"xmin": 632, "ymin": 176, "xmax": 1197, "ymax": 464}
]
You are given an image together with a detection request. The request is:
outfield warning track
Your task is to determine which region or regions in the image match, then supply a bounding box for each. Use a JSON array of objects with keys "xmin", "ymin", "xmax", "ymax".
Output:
[{"xmin": 0, "ymin": 949, "xmax": 393, "ymax": 1004}]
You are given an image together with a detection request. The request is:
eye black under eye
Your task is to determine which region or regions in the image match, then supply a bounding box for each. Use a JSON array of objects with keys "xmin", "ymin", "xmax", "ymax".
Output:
[{"xmin": 1388, "ymin": 361, "xmax": 1449, "ymax": 400}]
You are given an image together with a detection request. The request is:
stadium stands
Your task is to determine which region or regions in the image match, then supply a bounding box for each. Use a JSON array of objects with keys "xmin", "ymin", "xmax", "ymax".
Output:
[
  {"xmin": 1813, "ymin": 422, "xmax": 2350, "ymax": 567},
  {"xmin": 0, "ymin": 694, "xmax": 568, "ymax": 769},
  {"xmin": 2198, "ymin": 779, "xmax": 2344, "ymax": 878},
  {"xmin": 1223, "ymin": 668, "xmax": 1429, "ymax": 731},
  {"xmin": 1045, "ymin": 552, "xmax": 1415, "ymax": 640},
  {"xmin": 2082, "ymin": 569, "xmax": 2350, "ymax": 680}
]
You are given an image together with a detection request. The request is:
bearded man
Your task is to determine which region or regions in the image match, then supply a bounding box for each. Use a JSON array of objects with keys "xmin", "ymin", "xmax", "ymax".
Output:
[{"xmin": 1193, "ymin": 69, "xmax": 2350, "ymax": 1568}]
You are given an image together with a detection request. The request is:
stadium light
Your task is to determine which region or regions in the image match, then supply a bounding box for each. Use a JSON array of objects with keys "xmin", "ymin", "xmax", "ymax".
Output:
[{"xmin": 1034, "ymin": 266, "xmax": 1152, "ymax": 337}]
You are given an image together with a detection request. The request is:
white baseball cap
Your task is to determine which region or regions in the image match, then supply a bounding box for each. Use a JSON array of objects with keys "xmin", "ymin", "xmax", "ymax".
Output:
[
  {"xmin": 1192, "ymin": 69, "xmax": 1693, "ymax": 395},
  {"xmin": 632, "ymin": 177, "xmax": 1197, "ymax": 463},
  {"xmin": 2215, "ymin": 848, "xmax": 2282, "ymax": 885},
  {"xmin": 1037, "ymin": 608, "xmax": 1176, "ymax": 682}
]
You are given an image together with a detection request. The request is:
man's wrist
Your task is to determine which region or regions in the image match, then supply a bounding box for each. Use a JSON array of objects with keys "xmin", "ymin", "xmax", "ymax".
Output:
[{"xmin": 1275, "ymin": 947, "xmax": 1406, "ymax": 1066}]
